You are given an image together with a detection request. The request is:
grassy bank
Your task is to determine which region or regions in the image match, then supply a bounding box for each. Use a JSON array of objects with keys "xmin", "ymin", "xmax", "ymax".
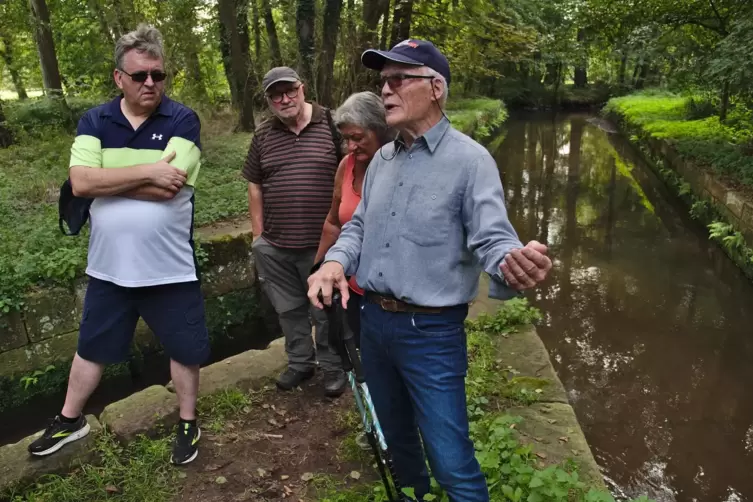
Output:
[
  {"xmin": 0, "ymin": 97, "xmax": 504, "ymax": 314},
  {"xmin": 2, "ymin": 299, "xmax": 654, "ymax": 502},
  {"xmin": 604, "ymin": 91, "xmax": 753, "ymax": 187}
]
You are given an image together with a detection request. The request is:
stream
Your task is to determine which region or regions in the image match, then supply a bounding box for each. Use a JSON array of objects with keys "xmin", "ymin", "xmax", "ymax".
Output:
[{"xmin": 492, "ymin": 112, "xmax": 753, "ymax": 502}]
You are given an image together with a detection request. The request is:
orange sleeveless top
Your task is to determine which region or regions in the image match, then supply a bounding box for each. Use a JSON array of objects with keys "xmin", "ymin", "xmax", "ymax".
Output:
[{"xmin": 338, "ymin": 154, "xmax": 364, "ymax": 296}]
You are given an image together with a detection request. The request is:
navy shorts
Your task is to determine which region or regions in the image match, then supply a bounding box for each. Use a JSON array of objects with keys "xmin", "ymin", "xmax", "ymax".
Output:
[{"xmin": 77, "ymin": 277, "xmax": 210, "ymax": 366}]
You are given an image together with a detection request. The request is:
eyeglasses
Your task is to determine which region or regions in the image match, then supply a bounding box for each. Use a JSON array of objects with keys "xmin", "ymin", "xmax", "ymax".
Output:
[
  {"xmin": 267, "ymin": 86, "xmax": 300, "ymax": 103},
  {"xmin": 119, "ymin": 69, "xmax": 167, "ymax": 83},
  {"xmin": 379, "ymin": 74, "xmax": 434, "ymax": 89}
]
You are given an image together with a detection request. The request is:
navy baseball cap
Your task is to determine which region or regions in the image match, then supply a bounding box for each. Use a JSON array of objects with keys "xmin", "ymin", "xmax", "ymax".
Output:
[{"xmin": 362, "ymin": 39, "xmax": 451, "ymax": 87}]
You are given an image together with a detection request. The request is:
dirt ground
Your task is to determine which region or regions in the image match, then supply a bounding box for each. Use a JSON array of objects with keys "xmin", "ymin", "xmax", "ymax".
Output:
[{"xmin": 174, "ymin": 373, "xmax": 374, "ymax": 502}]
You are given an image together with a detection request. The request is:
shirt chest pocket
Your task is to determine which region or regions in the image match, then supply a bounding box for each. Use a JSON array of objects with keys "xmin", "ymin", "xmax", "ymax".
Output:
[{"xmin": 400, "ymin": 184, "xmax": 461, "ymax": 247}]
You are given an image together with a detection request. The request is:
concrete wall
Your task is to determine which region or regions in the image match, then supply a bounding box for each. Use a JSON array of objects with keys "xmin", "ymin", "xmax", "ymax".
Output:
[{"xmin": 0, "ymin": 229, "xmax": 263, "ymax": 382}]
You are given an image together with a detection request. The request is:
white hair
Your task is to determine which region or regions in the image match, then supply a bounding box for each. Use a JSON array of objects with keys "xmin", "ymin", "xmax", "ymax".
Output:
[{"xmin": 424, "ymin": 67, "xmax": 448, "ymax": 108}]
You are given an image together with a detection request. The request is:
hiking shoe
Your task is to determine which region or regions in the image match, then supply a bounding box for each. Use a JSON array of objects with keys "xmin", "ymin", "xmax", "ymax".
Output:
[
  {"xmin": 28, "ymin": 414, "xmax": 90, "ymax": 456},
  {"xmin": 323, "ymin": 369, "xmax": 347, "ymax": 397},
  {"xmin": 171, "ymin": 422, "xmax": 201, "ymax": 466},
  {"xmin": 276, "ymin": 367, "xmax": 315, "ymax": 390}
]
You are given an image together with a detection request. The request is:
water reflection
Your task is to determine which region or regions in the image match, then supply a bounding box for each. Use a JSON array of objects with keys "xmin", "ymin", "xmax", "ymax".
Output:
[{"xmin": 493, "ymin": 113, "xmax": 753, "ymax": 502}]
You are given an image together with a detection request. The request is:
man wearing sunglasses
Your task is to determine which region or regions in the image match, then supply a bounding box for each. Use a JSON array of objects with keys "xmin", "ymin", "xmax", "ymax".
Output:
[
  {"xmin": 242, "ymin": 67, "xmax": 346, "ymax": 397},
  {"xmin": 29, "ymin": 24, "xmax": 209, "ymax": 466},
  {"xmin": 307, "ymin": 40, "xmax": 553, "ymax": 501}
]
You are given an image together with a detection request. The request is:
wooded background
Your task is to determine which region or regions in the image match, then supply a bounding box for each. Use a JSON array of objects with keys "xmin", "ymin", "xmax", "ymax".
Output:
[{"xmin": 0, "ymin": 0, "xmax": 752, "ymax": 140}]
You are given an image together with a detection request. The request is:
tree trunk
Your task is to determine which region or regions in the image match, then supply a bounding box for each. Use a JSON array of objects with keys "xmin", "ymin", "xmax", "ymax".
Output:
[
  {"xmin": 720, "ymin": 80, "xmax": 730, "ymax": 122},
  {"xmin": 0, "ymin": 99, "xmax": 13, "ymax": 148},
  {"xmin": 618, "ymin": 50, "xmax": 628, "ymax": 85},
  {"xmin": 0, "ymin": 32, "xmax": 28, "ymax": 100},
  {"xmin": 379, "ymin": 0, "xmax": 390, "ymax": 50},
  {"xmin": 218, "ymin": 0, "xmax": 256, "ymax": 132},
  {"xmin": 261, "ymin": 0, "xmax": 282, "ymax": 66},
  {"xmin": 389, "ymin": 0, "xmax": 411, "ymax": 47},
  {"xmin": 317, "ymin": 0, "xmax": 343, "ymax": 107},
  {"xmin": 251, "ymin": 0, "xmax": 261, "ymax": 59},
  {"xmin": 634, "ymin": 61, "xmax": 649, "ymax": 89},
  {"xmin": 573, "ymin": 28, "xmax": 587, "ymax": 88},
  {"xmin": 296, "ymin": 0, "xmax": 316, "ymax": 89},
  {"xmin": 29, "ymin": 0, "xmax": 65, "ymax": 97}
]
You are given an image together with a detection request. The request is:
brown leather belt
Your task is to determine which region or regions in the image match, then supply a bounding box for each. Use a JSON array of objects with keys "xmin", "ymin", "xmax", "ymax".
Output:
[{"xmin": 365, "ymin": 292, "xmax": 444, "ymax": 314}]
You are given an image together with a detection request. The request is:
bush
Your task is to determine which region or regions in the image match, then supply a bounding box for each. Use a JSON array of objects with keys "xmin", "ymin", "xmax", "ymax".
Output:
[
  {"xmin": 4, "ymin": 96, "xmax": 104, "ymax": 134},
  {"xmin": 684, "ymin": 96, "xmax": 717, "ymax": 120}
]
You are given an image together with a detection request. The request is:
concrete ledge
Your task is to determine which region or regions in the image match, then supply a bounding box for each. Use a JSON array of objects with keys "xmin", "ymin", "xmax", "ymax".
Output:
[
  {"xmin": 99, "ymin": 385, "xmax": 179, "ymax": 442},
  {"xmin": 166, "ymin": 337, "xmax": 286, "ymax": 397},
  {"xmin": 509, "ymin": 402, "xmax": 607, "ymax": 491},
  {"xmin": 0, "ymin": 414, "xmax": 102, "ymax": 494}
]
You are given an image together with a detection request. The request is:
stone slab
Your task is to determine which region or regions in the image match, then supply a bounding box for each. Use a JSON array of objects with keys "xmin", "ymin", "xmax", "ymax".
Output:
[
  {"xmin": 166, "ymin": 337, "xmax": 286, "ymax": 396},
  {"xmin": 200, "ymin": 257, "xmax": 257, "ymax": 299},
  {"xmin": 24, "ymin": 287, "xmax": 78, "ymax": 342},
  {"xmin": 0, "ymin": 414, "xmax": 102, "ymax": 494},
  {"xmin": 0, "ymin": 311, "xmax": 28, "ymax": 352},
  {"xmin": 99, "ymin": 385, "xmax": 179, "ymax": 442},
  {"xmin": 0, "ymin": 331, "xmax": 79, "ymax": 379},
  {"xmin": 507, "ymin": 402, "xmax": 607, "ymax": 491}
]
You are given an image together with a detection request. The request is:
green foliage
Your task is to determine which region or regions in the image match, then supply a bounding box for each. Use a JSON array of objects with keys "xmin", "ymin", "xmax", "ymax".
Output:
[
  {"xmin": 19, "ymin": 365, "xmax": 56, "ymax": 390},
  {"xmin": 684, "ymin": 96, "xmax": 717, "ymax": 120},
  {"xmin": 2, "ymin": 432, "xmax": 179, "ymax": 502},
  {"xmin": 4, "ymin": 97, "xmax": 101, "ymax": 135},
  {"xmin": 446, "ymin": 98, "xmax": 508, "ymax": 139},
  {"xmin": 606, "ymin": 92, "xmax": 753, "ymax": 185},
  {"xmin": 197, "ymin": 387, "xmax": 252, "ymax": 433}
]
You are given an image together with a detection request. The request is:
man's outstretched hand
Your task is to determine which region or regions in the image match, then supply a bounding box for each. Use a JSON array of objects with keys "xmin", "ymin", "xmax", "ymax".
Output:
[
  {"xmin": 307, "ymin": 261, "xmax": 350, "ymax": 309},
  {"xmin": 500, "ymin": 240, "xmax": 552, "ymax": 291}
]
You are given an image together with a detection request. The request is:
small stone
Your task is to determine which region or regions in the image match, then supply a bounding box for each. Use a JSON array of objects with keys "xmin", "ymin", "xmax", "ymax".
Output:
[
  {"xmin": 280, "ymin": 475, "xmax": 290, "ymax": 481},
  {"xmin": 215, "ymin": 476, "xmax": 227, "ymax": 484},
  {"xmin": 257, "ymin": 468, "xmax": 268, "ymax": 477},
  {"xmin": 301, "ymin": 472, "xmax": 314, "ymax": 482},
  {"xmin": 350, "ymin": 471, "xmax": 361, "ymax": 480}
]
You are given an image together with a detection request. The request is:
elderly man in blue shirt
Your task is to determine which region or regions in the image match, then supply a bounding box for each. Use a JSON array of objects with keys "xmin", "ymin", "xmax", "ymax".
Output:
[{"xmin": 307, "ymin": 39, "xmax": 552, "ymax": 501}]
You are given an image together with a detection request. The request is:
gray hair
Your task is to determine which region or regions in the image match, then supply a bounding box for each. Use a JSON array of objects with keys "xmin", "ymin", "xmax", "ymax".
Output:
[
  {"xmin": 334, "ymin": 91, "xmax": 393, "ymax": 144},
  {"xmin": 424, "ymin": 67, "xmax": 448, "ymax": 108},
  {"xmin": 114, "ymin": 23, "xmax": 164, "ymax": 70}
]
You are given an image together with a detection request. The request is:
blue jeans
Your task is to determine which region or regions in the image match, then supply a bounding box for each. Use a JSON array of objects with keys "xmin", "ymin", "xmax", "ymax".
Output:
[{"xmin": 360, "ymin": 300, "xmax": 489, "ymax": 502}]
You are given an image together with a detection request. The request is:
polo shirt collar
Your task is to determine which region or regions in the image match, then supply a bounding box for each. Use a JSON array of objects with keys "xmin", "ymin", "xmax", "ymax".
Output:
[
  {"xmin": 103, "ymin": 94, "xmax": 173, "ymax": 126},
  {"xmin": 270, "ymin": 102, "xmax": 325, "ymax": 130},
  {"xmin": 395, "ymin": 116, "xmax": 451, "ymax": 154}
]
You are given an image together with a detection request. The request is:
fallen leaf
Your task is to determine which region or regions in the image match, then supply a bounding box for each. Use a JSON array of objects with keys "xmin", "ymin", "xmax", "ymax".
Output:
[
  {"xmin": 105, "ymin": 485, "xmax": 120, "ymax": 494},
  {"xmin": 534, "ymin": 388, "xmax": 543, "ymax": 394},
  {"xmin": 263, "ymin": 404, "xmax": 270, "ymax": 409},
  {"xmin": 547, "ymin": 419, "xmax": 557, "ymax": 424},
  {"xmin": 535, "ymin": 452, "xmax": 547, "ymax": 460},
  {"xmin": 242, "ymin": 406, "xmax": 251, "ymax": 414},
  {"xmin": 205, "ymin": 464, "xmax": 223, "ymax": 472},
  {"xmin": 301, "ymin": 472, "xmax": 315, "ymax": 482},
  {"xmin": 268, "ymin": 418, "xmax": 280, "ymax": 427},
  {"xmin": 177, "ymin": 472, "xmax": 187, "ymax": 479},
  {"xmin": 534, "ymin": 437, "xmax": 543, "ymax": 442},
  {"xmin": 350, "ymin": 471, "xmax": 361, "ymax": 480},
  {"xmin": 257, "ymin": 468, "xmax": 268, "ymax": 478},
  {"xmin": 283, "ymin": 485, "xmax": 293, "ymax": 495},
  {"xmin": 509, "ymin": 423, "xmax": 517, "ymax": 429},
  {"xmin": 215, "ymin": 476, "xmax": 227, "ymax": 484},
  {"xmin": 280, "ymin": 475, "xmax": 290, "ymax": 481},
  {"xmin": 558, "ymin": 436, "xmax": 569, "ymax": 443}
]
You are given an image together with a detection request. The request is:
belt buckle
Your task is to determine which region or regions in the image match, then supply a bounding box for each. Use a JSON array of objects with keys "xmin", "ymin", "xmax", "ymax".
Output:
[{"xmin": 380, "ymin": 297, "xmax": 399, "ymax": 312}]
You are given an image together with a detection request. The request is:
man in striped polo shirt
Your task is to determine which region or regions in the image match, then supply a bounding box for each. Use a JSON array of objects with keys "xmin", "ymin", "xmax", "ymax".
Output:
[
  {"xmin": 243, "ymin": 67, "xmax": 346, "ymax": 397},
  {"xmin": 28, "ymin": 24, "xmax": 209, "ymax": 466}
]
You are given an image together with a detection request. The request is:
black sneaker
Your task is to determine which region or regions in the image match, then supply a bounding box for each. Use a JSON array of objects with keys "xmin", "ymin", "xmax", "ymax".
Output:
[
  {"xmin": 171, "ymin": 421, "xmax": 201, "ymax": 466},
  {"xmin": 276, "ymin": 367, "xmax": 315, "ymax": 390},
  {"xmin": 28, "ymin": 414, "xmax": 90, "ymax": 456},
  {"xmin": 323, "ymin": 369, "xmax": 347, "ymax": 397}
]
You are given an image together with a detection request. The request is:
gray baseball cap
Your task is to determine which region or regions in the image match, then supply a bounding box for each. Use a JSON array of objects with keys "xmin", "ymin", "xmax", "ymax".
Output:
[{"xmin": 262, "ymin": 67, "xmax": 301, "ymax": 92}]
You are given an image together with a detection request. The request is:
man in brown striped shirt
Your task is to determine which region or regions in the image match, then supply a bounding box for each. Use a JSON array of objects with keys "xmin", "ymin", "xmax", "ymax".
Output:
[{"xmin": 242, "ymin": 66, "xmax": 346, "ymax": 397}]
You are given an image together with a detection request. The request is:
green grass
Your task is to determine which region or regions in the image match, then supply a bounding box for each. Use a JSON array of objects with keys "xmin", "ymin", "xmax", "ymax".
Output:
[
  {"xmin": 604, "ymin": 91, "xmax": 753, "ymax": 186},
  {"xmin": 446, "ymin": 98, "xmax": 508, "ymax": 140},
  {"xmin": 2, "ymin": 432, "xmax": 180, "ymax": 502},
  {"xmin": 196, "ymin": 387, "xmax": 253, "ymax": 433}
]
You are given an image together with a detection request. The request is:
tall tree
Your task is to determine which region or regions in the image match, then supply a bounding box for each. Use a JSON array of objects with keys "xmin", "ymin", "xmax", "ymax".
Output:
[
  {"xmin": 389, "ymin": 0, "xmax": 412, "ymax": 47},
  {"xmin": 317, "ymin": 0, "xmax": 343, "ymax": 107},
  {"xmin": 0, "ymin": 99, "xmax": 13, "ymax": 148},
  {"xmin": 28, "ymin": 0, "xmax": 64, "ymax": 98},
  {"xmin": 261, "ymin": 0, "xmax": 282, "ymax": 66},
  {"xmin": 0, "ymin": 31, "xmax": 28, "ymax": 100},
  {"xmin": 379, "ymin": 0, "xmax": 391, "ymax": 49},
  {"xmin": 574, "ymin": 28, "xmax": 587, "ymax": 87},
  {"xmin": 296, "ymin": 0, "xmax": 316, "ymax": 88},
  {"xmin": 218, "ymin": 0, "xmax": 256, "ymax": 131},
  {"xmin": 251, "ymin": 0, "xmax": 261, "ymax": 59}
]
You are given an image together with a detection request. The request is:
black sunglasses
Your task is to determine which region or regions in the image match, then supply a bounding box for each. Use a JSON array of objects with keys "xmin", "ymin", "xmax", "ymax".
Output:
[
  {"xmin": 379, "ymin": 73, "xmax": 434, "ymax": 89},
  {"xmin": 120, "ymin": 69, "xmax": 167, "ymax": 83}
]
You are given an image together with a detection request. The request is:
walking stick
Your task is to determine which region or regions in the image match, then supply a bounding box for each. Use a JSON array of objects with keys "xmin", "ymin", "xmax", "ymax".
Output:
[{"xmin": 323, "ymin": 289, "xmax": 411, "ymax": 502}]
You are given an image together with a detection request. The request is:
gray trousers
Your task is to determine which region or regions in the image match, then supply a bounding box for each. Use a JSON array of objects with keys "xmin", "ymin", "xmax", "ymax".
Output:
[{"xmin": 251, "ymin": 236, "xmax": 341, "ymax": 372}]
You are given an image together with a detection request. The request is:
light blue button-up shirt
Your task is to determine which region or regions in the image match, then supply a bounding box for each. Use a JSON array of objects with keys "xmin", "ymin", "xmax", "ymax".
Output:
[{"xmin": 324, "ymin": 116, "xmax": 523, "ymax": 307}]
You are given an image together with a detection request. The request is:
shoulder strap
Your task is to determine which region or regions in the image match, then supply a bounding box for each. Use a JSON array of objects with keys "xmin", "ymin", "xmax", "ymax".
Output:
[{"xmin": 325, "ymin": 107, "xmax": 343, "ymax": 164}]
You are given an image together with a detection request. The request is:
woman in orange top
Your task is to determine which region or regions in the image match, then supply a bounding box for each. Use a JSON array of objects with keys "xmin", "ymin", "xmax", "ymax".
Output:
[{"xmin": 314, "ymin": 91, "xmax": 394, "ymax": 345}]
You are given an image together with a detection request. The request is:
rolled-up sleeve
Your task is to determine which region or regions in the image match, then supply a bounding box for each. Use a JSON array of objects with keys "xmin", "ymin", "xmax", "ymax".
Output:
[{"xmin": 462, "ymin": 153, "xmax": 524, "ymax": 300}]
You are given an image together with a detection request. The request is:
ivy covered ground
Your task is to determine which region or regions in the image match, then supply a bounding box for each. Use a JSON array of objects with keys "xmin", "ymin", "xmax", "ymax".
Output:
[{"xmin": 1, "ymin": 300, "xmax": 655, "ymax": 502}]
